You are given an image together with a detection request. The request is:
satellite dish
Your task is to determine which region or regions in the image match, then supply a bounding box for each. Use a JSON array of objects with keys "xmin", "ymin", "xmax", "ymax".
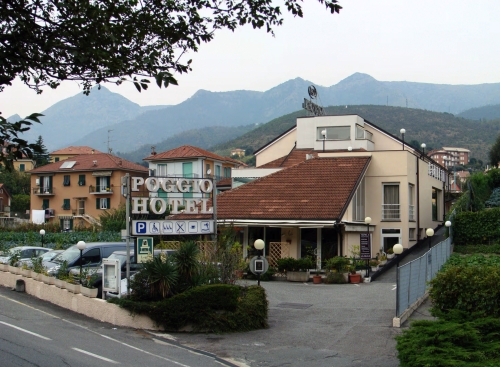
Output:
[{"xmin": 207, "ymin": 169, "xmax": 212, "ymax": 175}]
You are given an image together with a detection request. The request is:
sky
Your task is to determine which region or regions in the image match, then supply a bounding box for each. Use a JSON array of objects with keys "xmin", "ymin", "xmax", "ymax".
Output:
[{"xmin": 2, "ymin": 0, "xmax": 500, "ymax": 118}]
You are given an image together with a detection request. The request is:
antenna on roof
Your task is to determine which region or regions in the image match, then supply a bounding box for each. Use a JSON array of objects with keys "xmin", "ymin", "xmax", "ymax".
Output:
[{"xmin": 107, "ymin": 130, "xmax": 114, "ymax": 154}]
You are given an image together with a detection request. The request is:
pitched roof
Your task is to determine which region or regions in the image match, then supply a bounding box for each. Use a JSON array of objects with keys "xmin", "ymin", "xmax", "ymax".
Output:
[
  {"xmin": 28, "ymin": 153, "xmax": 148, "ymax": 174},
  {"xmin": 216, "ymin": 156, "xmax": 371, "ymax": 221},
  {"xmin": 259, "ymin": 149, "xmax": 317, "ymax": 168},
  {"xmin": 144, "ymin": 145, "xmax": 226, "ymax": 161},
  {"xmin": 50, "ymin": 146, "xmax": 104, "ymax": 155},
  {"xmin": 0, "ymin": 184, "xmax": 11, "ymax": 198}
]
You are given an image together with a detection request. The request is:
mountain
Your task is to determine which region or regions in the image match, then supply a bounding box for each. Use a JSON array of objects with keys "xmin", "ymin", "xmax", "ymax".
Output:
[
  {"xmin": 210, "ymin": 105, "xmax": 500, "ymax": 163},
  {"xmin": 18, "ymin": 86, "xmax": 161, "ymax": 150},
  {"xmin": 70, "ymin": 73, "xmax": 500, "ymax": 153},
  {"xmin": 457, "ymin": 104, "xmax": 500, "ymax": 121},
  {"xmin": 117, "ymin": 124, "xmax": 255, "ymax": 164}
]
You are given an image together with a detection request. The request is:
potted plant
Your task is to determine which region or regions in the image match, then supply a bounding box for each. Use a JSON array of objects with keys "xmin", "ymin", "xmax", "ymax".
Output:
[
  {"xmin": 20, "ymin": 263, "xmax": 31, "ymax": 277},
  {"xmin": 369, "ymin": 259, "xmax": 379, "ymax": 272},
  {"xmin": 326, "ymin": 256, "xmax": 350, "ymax": 282},
  {"xmin": 378, "ymin": 253, "xmax": 387, "ymax": 266},
  {"xmin": 312, "ymin": 256, "xmax": 322, "ymax": 284},
  {"xmin": 348, "ymin": 265, "xmax": 362, "ymax": 283},
  {"xmin": 277, "ymin": 257, "xmax": 313, "ymax": 282},
  {"xmin": 80, "ymin": 266, "xmax": 98, "ymax": 298},
  {"xmin": 54, "ymin": 260, "xmax": 69, "ymax": 289},
  {"xmin": 31, "ymin": 255, "xmax": 45, "ymax": 281},
  {"xmin": 386, "ymin": 247, "xmax": 395, "ymax": 259}
]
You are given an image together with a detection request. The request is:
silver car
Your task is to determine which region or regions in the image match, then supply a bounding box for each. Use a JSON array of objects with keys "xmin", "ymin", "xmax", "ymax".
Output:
[{"xmin": 0, "ymin": 246, "xmax": 51, "ymax": 265}]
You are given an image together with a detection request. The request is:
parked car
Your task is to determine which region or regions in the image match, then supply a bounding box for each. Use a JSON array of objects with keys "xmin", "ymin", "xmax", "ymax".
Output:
[
  {"xmin": 44, "ymin": 242, "xmax": 128, "ymax": 282},
  {"xmin": 0, "ymin": 246, "xmax": 50, "ymax": 265},
  {"xmin": 17, "ymin": 249, "xmax": 63, "ymax": 268}
]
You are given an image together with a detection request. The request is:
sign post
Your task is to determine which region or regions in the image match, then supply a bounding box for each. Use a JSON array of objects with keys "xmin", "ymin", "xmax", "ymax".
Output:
[
  {"xmin": 360, "ymin": 232, "xmax": 371, "ymax": 278},
  {"xmin": 136, "ymin": 237, "xmax": 154, "ymax": 263}
]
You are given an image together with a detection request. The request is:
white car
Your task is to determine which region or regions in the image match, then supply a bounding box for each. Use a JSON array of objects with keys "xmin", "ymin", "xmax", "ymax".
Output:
[
  {"xmin": 0, "ymin": 246, "xmax": 51, "ymax": 265},
  {"xmin": 17, "ymin": 249, "xmax": 63, "ymax": 268}
]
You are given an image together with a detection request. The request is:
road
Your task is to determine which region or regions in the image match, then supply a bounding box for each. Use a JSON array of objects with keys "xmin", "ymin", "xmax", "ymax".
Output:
[{"xmin": 0, "ymin": 286, "xmax": 240, "ymax": 367}]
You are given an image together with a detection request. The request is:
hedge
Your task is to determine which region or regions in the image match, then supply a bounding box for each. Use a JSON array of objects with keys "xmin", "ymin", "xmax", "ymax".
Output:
[
  {"xmin": 110, "ymin": 284, "xmax": 268, "ymax": 333},
  {"xmin": 453, "ymin": 208, "xmax": 500, "ymax": 246}
]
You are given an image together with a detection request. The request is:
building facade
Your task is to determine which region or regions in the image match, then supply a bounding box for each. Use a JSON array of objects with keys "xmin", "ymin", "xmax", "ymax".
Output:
[
  {"xmin": 428, "ymin": 147, "xmax": 470, "ymax": 168},
  {"xmin": 215, "ymin": 114, "xmax": 447, "ymax": 265},
  {"xmin": 28, "ymin": 153, "xmax": 148, "ymax": 228},
  {"xmin": 49, "ymin": 146, "xmax": 104, "ymax": 163}
]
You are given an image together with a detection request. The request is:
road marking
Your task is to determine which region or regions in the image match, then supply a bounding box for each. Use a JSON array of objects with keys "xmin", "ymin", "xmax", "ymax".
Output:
[
  {"xmin": 0, "ymin": 321, "xmax": 51, "ymax": 340},
  {"xmin": 72, "ymin": 348, "xmax": 119, "ymax": 364}
]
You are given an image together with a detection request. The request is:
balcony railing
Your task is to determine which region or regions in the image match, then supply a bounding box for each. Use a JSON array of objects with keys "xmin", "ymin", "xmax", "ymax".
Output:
[
  {"xmin": 33, "ymin": 187, "xmax": 55, "ymax": 195},
  {"xmin": 382, "ymin": 204, "xmax": 400, "ymax": 220},
  {"xmin": 409, "ymin": 205, "xmax": 415, "ymax": 221},
  {"xmin": 89, "ymin": 185, "xmax": 113, "ymax": 194}
]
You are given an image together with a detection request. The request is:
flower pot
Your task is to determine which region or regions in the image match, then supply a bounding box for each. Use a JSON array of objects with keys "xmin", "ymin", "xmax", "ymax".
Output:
[
  {"xmin": 0, "ymin": 263, "xmax": 8, "ymax": 272},
  {"xmin": 41, "ymin": 274, "xmax": 55, "ymax": 285},
  {"xmin": 65, "ymin": 282, "xmax": 80, "ymax": 294},
  {"xmin": 80, "ymin": 287, "xmax": 98, "ymax": 298},
  {"xmin": 20, "ymin": 269, "xmax": 32, "ymax": 277},
  {"xmin": 54, "ymin": 278, "xmax": 65, "ymax": 289},
  {"xmin": 386, "ymin": 253, "xmax": 394, "ymax": 260},
  {"xmin": 286, "ymin": 270, "xmax": 310, "ymax": 282},
  {"xmin": 371, "ymin": 266, "xmax": 378, "ymax": 272},
  {"xmin": 312, "ymin": 275, "xmax": 322, "ymax": 284},
  {"xmin": 348, "ymin": 273, "xmax": 362, "ymax": 284},
  {"xmin": 8, "ymin": 265, "xmax": 19, "ymax": 274}
]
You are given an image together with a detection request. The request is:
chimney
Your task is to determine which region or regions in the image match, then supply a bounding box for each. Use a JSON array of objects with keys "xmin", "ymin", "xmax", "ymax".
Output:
[
  {"xmin": 93, "ymin": 160, "xmax": 97, "ymax": 166},
  {"xmin": 151, "ymin": 146, "xmax": 156, "ymax": 155},
  {"xmin": 91, "ymin": 149, "xmax": 94, "ymax": 154}
]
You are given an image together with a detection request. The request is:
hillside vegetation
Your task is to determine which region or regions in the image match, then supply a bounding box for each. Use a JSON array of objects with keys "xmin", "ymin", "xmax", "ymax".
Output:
[{"xmin": 211, "ymin": 105, "xmax": 500, "ymax": 162}]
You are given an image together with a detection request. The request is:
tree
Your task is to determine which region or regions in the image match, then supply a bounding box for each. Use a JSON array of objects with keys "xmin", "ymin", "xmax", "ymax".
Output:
[
  {"xmin": 490, "ymin": 133, "xmax": 500, "ymax": 167},
  {"xmin": 32, "ymin": 136, "xmax": 50, "ymax": 167},
  {"xmin": 0, "ymin": 0, "xmax": 342, "ymax": 167}
]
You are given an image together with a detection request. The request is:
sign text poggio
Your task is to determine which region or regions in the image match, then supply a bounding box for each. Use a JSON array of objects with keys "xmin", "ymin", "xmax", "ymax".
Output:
[
  {"xmin": 132, "ymin": 220, "xmax": 214, "ymax": 235},
  {"xmin": 131, "ymin": 177, "xmax": 214, "ymax": 215}
]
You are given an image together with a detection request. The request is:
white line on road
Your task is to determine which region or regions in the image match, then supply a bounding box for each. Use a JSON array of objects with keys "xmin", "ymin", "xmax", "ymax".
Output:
[
  {"xmin": 72, "ymin": 348, "xmax": 120, "ymax": 364},
  {"xmin": 0, "ymin": 321, "xmax": 51, "ymax": 340}
]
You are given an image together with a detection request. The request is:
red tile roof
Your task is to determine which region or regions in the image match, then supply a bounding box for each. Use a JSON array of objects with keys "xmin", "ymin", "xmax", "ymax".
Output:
[
  {"xmin": 216, "ymin": 156, "xmax": 371, "ymax": 221},
  {"xmin": 259, "ymin": 149, "xmax": 317, "ymax": 168},
  {"xmin": 50, "ymin": 146, "xmax": 104, "ymax": 155},
  {"xmin": 28, "ymin": 153, "xmax": 148, "ymax": 173},
  {"xmin": 143, "ymin": 145, "xmax": 245, "ymax": 166}
]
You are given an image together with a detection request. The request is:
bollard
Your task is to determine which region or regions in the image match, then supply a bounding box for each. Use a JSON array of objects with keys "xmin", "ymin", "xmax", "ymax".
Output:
[{"xmin": 15, "ymin": 279, "xmax": 25, "ymax": 292}]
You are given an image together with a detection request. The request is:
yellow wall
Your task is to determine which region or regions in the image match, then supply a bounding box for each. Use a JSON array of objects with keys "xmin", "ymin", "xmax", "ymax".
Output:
[{"xmin": 256, "ymin": 130, "xmax": 296, "ymax": 167}]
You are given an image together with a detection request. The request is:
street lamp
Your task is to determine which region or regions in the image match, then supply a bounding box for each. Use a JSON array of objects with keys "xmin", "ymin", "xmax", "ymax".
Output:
[
  {"xmin": 321, "ymin": 129, "xmax": 327, "ymax": 152},
  {"xmin": 421, "ymin": 143, "xmax": 426, "ymax": 158},
  {"xmin": 39, "ymin": 229, "xmax": 45, "ymax": 247},
  {"xmin": 400, "ymin": 129, "xmax": 406, "ymax": 150},
  {"xmin": 76, "ymin": 241, "xmax": 86, "ymax": 284},
  {"xmin": 426, "ymin": 228, "xmax": 434, "ymax": 249},
  {"xmin": 254, "ymin": 239, "xmax": 265, "ymax": 286},
  {"xmin": 445, "ymin": 220, "xmax": 452, "ymax": 239},
  {"xmin": 393, "ymin": 243, "xmax": 403, "ymax": 267},
  {"xmin": 364, "ymin": 217, "xmax": 371, "ymax": 277}
]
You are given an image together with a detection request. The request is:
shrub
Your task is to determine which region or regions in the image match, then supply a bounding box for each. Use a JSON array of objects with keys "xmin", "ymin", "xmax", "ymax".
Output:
[
  {"xmin": 245, "ymin": 266, "xmax": 276, "ymax": 281},
  {"xmin": 276, "ymin": 257, "xmax": 313, "ymax": 272},
  {"xmin": 325, "ymin": 256, "xmax": 350, "ymax": 272},
  {"xmin": 429, "ymin": 264, "xmax": 500, "ymax": 318},
  {"xmin": 111, "ymin": 284, "xmax": 268, "ymax": 333},
  {"xmin": 324, "ymin": 272, "xmax": 347, "ymax": 284},
  {"xmin": 453, "ymin": 208, "xmax": 500, "ymax": 246}
]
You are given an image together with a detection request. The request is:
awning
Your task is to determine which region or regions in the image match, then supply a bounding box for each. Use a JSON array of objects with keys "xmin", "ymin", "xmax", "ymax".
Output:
[{"xmin": 92, "ymin": 171, "xmax": 112, "ymax": 177}]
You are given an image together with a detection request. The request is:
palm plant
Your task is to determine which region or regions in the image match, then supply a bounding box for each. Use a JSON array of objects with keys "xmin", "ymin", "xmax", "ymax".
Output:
[{"xmin": 142, "ymin": 256, "xmax": 178, "ymax": 299}]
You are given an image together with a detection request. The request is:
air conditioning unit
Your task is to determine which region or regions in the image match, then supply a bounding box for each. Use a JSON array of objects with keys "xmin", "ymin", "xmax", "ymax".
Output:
[{"xmin": 35, "ymin": 178, "xmax": 40, "ymax": 186}]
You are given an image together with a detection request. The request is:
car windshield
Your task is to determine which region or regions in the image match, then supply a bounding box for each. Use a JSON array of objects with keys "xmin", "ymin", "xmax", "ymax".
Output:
[
  {"xmin": 108, "ymin": 253, "xmax": 128, "ymax": 267},
  {"xmin": 8, "ymin": 247, "xmax": 22, "ymax": 255},
  {"xmin": 41, "ymin": 251, "xmax": 58, "ymax": 261},
  {"xmin": 52, "ymin": 246, "xmax": 80, "ymax": 263}
]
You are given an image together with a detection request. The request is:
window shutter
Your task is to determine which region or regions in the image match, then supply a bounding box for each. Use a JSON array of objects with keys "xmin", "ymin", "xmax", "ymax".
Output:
[
  {"xmin": 60, "ymin": 219, "xmax": 64, "ymax": 228},
  {"xmin": 42, "ymin": 199, "xmax": 49, "ymax": 210},
  {"xmin": 69, "ymin": 219, "xmax": 74, "ymax": 230},
  {"xmin": 107, "ymin": 198, "xmax": 111, "ymax": 209},
  {"xmin": 96, "ymin": 198, "xmax": 100, "ymax": 209},
  {"xmin": 79, "ymin": 175, "xmax": 86, "ymax": 186}
]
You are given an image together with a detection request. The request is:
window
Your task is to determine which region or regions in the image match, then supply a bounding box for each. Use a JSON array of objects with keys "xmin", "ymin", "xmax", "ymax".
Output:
[
  {"xmin": 62, "ymin": 199, "xmax": 70, "ymax": 210},
  {"xmin": 352, "ymin": 177, "xmax": 365, "ymax": 221},
  {"xmin": 317, "ymin": 126, "xmax": 350, "ymax": 140},
  {"xmin": 409, "ymin": 228, "xmax": 416, "ymax": 240},
  {"xmin": 206, "ymin": 163, "xmax": 211, "ymax": 176},
  {"xmin": 215, "ymin": 165, "xmax": 221, "ymax": 180},
  {"xmin": 432, "ymin": 188, "xmax": 440, "ymax": 221},
  {"xmin": 78, "ymin": 175, "xmax": 86, "ymax": 186},
  {"xmin": 55, "ymin": 157, "xmax": 60, "ymax": 162},
  {"xmin": 382, "ymin": 183, "xmax": 400, "ymax": 220},
  {"xmin": 19, "ymin": 164, "xmax": 25, "ymax": 172},
  {"xmin": 63, "ymin": 175, "xmax": 70, "ymax": 186},
  {"xmin": 42, "ymin": 199, "xmax": 49, "ymax": 210},
  {"xmin": 97, "ymin": 198, "xmax": 110, "ymax": 210},
  {"xmin": 41, "ymin": 176, "xmax": 52, "ymax": 193},
  {"xmin": 60, "ymin": 218, "xmax": 73, "ymax": 231},
  {"xmin": 224, "ymin": 167, "xmax": 231, "ymax": 178},
  {"xmin": 96, "ymin": 176, "xmax": 110, "ymax": 192},
  {"xmin": 408, "ymin": 184, "xmax": 415, "ymax": 221},
  {"xmin": 157, "ymin": 164, "xmax": 167, "ymax": 176}
]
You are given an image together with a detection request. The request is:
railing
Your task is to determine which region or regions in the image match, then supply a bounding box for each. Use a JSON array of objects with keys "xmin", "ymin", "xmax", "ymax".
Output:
[
  {"xmin": 89, "ymin": 185, "xmax": 112, "ymax": 194},
  {"xmin": 396, "ymin": 237, "xmax": 452, "ymax": 317},
  {"xmin": 408, "ymin": 205, "xmax": 415, "ymax": 221},
  {"xmin": 33, "ymin": 187, "xmax": 55, "ymax": 195},
  {"xmin": 382, "ymin": 204, "xmax": 400, "ymax": 220}
]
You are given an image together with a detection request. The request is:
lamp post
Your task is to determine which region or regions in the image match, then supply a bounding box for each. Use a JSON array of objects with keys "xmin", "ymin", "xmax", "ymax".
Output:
[
  {"xmin": 321, "ymin": 129, "xmax": 327, "ymax": 152},
  {"xmin": 76, "ymin": 241, "xmax": 86, "ymax": 284},
  {"xmin": 445, "ymin": 220, "xmax": 452, "ymax": 240},
  {"xmin": 426, "ymin": 228, "xmax": 434, "ymax": 249},
  {"xmin": 400, "ymin": 129, "xmax": 406, "ymax": 150},
  {"xmin": 393, "ymin": 243, "xmax": 404, "ymax": 317},
  {"xmin": 364, "ymin": 217, "xmax": 371, "ymax": 277},
  {"xmin": 421, "ymin": 143, "xmax": 426, "ymax": 158},
  {"xmin": 254, "ymin": 239, "xmax": 265, "ymax": 286},
  {"xmin": 39, "ymin": 229, "xmax": 45, "ymax": 248}
]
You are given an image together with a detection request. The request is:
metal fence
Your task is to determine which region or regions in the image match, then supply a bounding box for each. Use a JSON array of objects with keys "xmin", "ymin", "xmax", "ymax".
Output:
[{"xmin": 396, "ymin": 236, "xmax": 452, "ymax": 317}]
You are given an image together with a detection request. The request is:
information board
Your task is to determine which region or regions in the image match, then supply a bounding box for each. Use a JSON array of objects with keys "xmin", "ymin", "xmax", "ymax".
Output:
[
  {"xmin": 360, "ymin": 233, "xmax": 371, "ymax": 259},
  {"xmin": 132, "ymin": 220, "xmax": 214, "ymax": 235}
]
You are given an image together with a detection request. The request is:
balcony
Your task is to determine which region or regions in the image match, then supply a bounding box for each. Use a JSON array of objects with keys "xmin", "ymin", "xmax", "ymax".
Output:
[
  {"xmin": 89, "ymin": 185, "xmax": 113, "ymax": 195},
  {"xmin": 382, "ymin": 204, "xmax": 400, "ymax": 221},
  {"xmin": 33, "ymin": 187, "xmax": 55, "ymax": 196}
]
